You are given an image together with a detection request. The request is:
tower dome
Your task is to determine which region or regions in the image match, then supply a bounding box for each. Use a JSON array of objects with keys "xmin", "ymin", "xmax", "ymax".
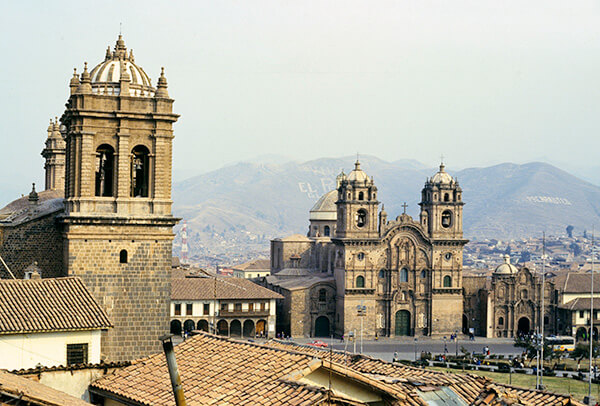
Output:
[
  {"xmin": 494, "ymin": 254, "xmax": 518, "ymax": 275},
  {"xmin": 346, "ymin": 160, "xmax": 370, "ymax": 183},
  {"xmin": 430, "ymin": 162, "xmax": 454, "ymax": 184},
  {"xmin": 88, "ymin": 35, "xmax": 155, "ymax": 97}
]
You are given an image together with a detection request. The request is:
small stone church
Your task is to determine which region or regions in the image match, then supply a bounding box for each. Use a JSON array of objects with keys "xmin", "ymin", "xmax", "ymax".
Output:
[
  {"xmin": 0, "ymin": 35, "xmax": 179, "ymax": 361},
  {"xmin": 263, "ymin": 161, "xmax": 556, "ymax": 338}
]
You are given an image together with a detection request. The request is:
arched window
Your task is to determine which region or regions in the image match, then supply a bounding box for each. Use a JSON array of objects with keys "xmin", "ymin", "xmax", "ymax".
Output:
[
  {"xmin": 400, "ymin": 268, "xmax": 408, "ymax": 283},
  {"xmin": 356, "ymin": 275, "xmax": 365, "ymax": 288},
  {"xmin": 498, "ymin": 316, "xmax": 504, "ymax": 326},
  {"xmin": 119, "ymin": 249, "xmax": 128, "ymax": 264},
  {"xmin": 131, "ymin": 145, "xmax": 150, "ymax": 197},
  {"xmin": 356, "ymin": 209, "xmax": 367, "ymax": 228},
  {"xmin": 420, "ymin": 270, "xmax": 426, "ymax": 279},
  {"xmin": 358, "ymin": 191, "xmax": 364, "ymax": 201},
  {"xmin": 95, "ymin": 144, "xmax": 115, "ymax": 197},
  {"xmin": 441, "ymin": 210, "xmax": 452, "ymax": 228},
  {"xmin": 443, "ymin": 275, "xmax": 452, "ymax": 287},
  {"xmin": 318, "ymin": 288, "xmax": 327, "ymax": 302},
  {"xmin": 379, "ymin": 270, "xmax": 385, "ymax": 278},
  {"xmin": 324, "ymin": 225, "xmax": 330, "ymax": 237}
]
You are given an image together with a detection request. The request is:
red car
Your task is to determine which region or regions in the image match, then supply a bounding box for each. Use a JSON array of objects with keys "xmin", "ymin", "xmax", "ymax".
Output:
[{"xmin": 308, "ymin": 340, "xmax": 328, "ymax": 348}]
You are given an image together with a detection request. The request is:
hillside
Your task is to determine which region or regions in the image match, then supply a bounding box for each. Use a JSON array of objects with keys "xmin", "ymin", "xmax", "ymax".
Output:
[{"xmin": 172, "ymin": 157, "xmax": 600, "ymax": 261}]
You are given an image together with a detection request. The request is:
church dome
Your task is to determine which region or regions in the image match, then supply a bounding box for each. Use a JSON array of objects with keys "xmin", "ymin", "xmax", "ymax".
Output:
[
  {"xmin": 309, "ymin": 190, "xmax": 337, "ymax": 221},
  {"xmin": 494, "ymin": 254, "xmax": 518, "ymax": 275},
  {"xmin": 88, "ymin": 35, "xmax": 155, "ymax": 97},
  {"xmin": 347, "ymin": 160, "xmax": 370, "ymax": 183},
  {"xmin": 430, "ymin": 163, "xmax": 454, "ymax": 184}
]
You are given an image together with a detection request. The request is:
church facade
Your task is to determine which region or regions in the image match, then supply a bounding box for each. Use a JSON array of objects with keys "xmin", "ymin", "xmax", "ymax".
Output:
[
  {"xmin": 0, "ymin": 35, "xmax": 178, "ymax": 361},
  {"xmin": 266, "ymin": 161, "xmax": 468, "ymax": 337}
]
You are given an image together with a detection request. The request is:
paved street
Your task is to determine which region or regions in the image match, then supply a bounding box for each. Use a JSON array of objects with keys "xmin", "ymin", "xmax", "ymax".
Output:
[{"xmin": 292, "ymin": 337, "xmax": 521, "ymax": 362}]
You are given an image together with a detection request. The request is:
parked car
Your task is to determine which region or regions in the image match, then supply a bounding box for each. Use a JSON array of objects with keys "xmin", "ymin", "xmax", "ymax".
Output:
[{"xmin": 309, "ymin": 340, "xmax": 328, "ymax": 348}]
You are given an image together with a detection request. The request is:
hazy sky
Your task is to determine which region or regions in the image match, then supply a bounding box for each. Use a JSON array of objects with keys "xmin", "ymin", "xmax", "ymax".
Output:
[{"xmin": 1, "ymin": 1, "xmax": 599, "ymax": 204}]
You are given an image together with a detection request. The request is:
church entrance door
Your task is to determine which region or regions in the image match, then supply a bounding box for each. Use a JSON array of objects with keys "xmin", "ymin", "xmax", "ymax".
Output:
[
  {"xmin": 517, "ymin": 317, "xmax": 530, "ymax": 335},
  {"xmin": 395, "ymin": 310, "xmax": 411, "ymax": 336},
  {"xmin": 314, "ymin": 316, "xmax": 330, "ymax": 337}
]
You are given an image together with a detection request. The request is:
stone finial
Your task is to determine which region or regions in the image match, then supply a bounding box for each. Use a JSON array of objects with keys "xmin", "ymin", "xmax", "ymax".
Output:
[
  {"xmin": 155, "ymin": 67, "xmax": 169, "ymax": 98},
  {"xmin": 28, "ymin": 183, "xmax": 39, "ymax": 205},
  {"xmin": 47, "ymin": 118, "xmax": 54, "ymax": 134},
  {"xmin": 70, "ymin": 68, "xmax": 80, "ymax": 95},
  {"xmin": 105, "ymin": 46, "xmax": 112, "ymax": 60},
  {"xmin": 77, "ymin": 62, "xmax": 92, "ymax": 94},
  {"xmin": 129, "ymin": 49, "xmax": 135, "ymax": 62}
]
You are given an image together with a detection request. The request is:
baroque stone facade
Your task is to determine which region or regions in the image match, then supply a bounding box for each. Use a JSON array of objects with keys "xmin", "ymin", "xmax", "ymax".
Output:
[
  {"xmin": 0, "ymin": 35, "xmax": 179, "ymax": 362},
  {"xmin": 266, "ymin": 161, "xmax": 467, "ymax": 338}
]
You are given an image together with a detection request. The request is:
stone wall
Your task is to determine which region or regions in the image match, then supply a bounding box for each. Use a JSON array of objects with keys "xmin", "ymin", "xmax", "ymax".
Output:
[
  {"xmin": 0, "ymin": 213, "xmax": 64, "ymax": 279},
  {"xmin": 64, "ymin": 222, "xmax": 173, "ymax": 362}
]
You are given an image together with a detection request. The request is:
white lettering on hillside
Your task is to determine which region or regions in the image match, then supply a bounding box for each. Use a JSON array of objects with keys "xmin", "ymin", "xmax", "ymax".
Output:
[{"xmin": 525, "ymin": 196, "xmax": 572, "ymax": 205}]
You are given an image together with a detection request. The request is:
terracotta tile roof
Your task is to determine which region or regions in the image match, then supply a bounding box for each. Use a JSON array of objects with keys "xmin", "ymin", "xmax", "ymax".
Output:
[
  {"xmin": 232, "ymin": 258, "xmax": 270, "ymax": 271},
  {"xmin": 0, "ymin": 369, "xmax": 91, "ymax": 405},
  {"xmin": 555, "ymin": 273, "xmax": 600, "ymax": 293},
  {"xmin": 265, "ymin": 340, "xmax": 583, "ymax": 406},
  {"xmin": 0, "ymin": 276, "xmax": 112, "ymax": 334},
  {"xmin": 92, "ymin": 333, "xmax": 405, "ymax": 405},
  {"xmin": 559, "ymin": 297, "xmax": 600, "ymax": 311},
  {"xmin": 171, "ymin": 276, "xmax": 283, "ymax": 300}
]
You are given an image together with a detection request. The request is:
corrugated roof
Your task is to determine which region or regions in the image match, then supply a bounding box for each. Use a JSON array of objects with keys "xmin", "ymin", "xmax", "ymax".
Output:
[
  {"xmin": 171, "ymin": 276, "xmax": 283, "ymax": 300},
  {"xmin": 0, "ymin": 277, "xmax": 112, "ymax": 334}
]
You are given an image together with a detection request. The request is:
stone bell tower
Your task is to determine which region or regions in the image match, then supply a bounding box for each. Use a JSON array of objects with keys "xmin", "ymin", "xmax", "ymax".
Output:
[
  {"xmin": 419, "ymin": 162, "xmax": 467, "ymax": 335},
  {"xmin": 335, "ymin": 160, "xmax": 379, "ymax": 239},
  {"xmin": 60, "ymin": 35, "xmax": 179, "ymax": 361}
]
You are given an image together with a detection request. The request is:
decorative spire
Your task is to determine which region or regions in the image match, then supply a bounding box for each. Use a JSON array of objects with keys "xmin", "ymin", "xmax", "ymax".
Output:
[
  {"xmin": 77, "ymin": 62, "xmax": 92, "ymax": 94},
  {"xmin": 69, "ymin": 68, "xmax": 80, "ymax": 95},
  {"xmin": 47, "ymin": 118, "xmax": 54, "ymax": 133},
  {"xmin": 28, "ymin": 183, "xmax": 39, "ymax": 205},
  {"xmin": 129, "ymin": 49, "xmax": 135, "ymax": 62},
  {"xmin": 155, "ymin": 67, "xmax": 169, "ymax": 98},
  {"xmin": 105, "ymin": 46, "xmax": 111, "ymax": 60}
]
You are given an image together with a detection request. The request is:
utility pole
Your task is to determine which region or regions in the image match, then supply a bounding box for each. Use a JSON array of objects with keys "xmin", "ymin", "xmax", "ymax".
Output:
[
  {"xmin": 539, "ymin": 233, "xmax": 546, "ymax": 389},
  {"xmin": 590, "ymin": 229, "xmax": 595, "ymax": 404},
  {"xmin": 357, "ymin": 303, "xmax": 366, "ymax": 354}
]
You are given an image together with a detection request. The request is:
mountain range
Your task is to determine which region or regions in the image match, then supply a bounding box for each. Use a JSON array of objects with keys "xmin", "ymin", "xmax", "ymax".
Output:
[{"xmin": 172, "ymin": 156, "xmax": 600, "ymax": 258}]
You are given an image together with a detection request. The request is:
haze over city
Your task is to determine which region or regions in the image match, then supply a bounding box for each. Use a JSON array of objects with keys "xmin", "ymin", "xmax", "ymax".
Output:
[{"xmin": 2, "ymin": 1, "xmax": 600, "ymax": 206}]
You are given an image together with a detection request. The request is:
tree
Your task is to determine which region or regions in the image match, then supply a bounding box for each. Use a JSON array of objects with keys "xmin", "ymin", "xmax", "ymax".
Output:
[{"xmin": 566, "ymin": 225, "xmax": 574, "ymax": 238}]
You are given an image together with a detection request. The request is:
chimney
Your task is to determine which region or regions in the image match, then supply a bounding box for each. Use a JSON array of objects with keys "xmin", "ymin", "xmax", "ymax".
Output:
[{"xmin": 159, "ymin": 335, "xmax": 187, "ymax": 406}]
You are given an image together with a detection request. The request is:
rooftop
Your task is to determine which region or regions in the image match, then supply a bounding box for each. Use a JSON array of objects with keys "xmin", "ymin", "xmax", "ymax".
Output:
[
  {"xmin": 0, "ymin": 369, "xmax": 91, "ymax": 405},
  {"xmin": 0, "ymin": 276, "xmax": 112, "ymax": 335},
  {"xmin": 171, "ymin": 276, "xmax": 283, "ymax": 300}
]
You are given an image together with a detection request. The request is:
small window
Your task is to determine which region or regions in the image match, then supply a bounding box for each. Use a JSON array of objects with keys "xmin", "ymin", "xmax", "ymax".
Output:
[
  {"xmin": 498, "ymin": 317, "xmax": 504, "ymax": 326},
  {"xmin": 379, "ymin": 270, "xmax": 385, "ymax": 278},
  {"xmin": 203, "ymin": 303, "xmax": 210, "ymax": 315},
  {"xmin": 358, "ymin": 191, "xmax": 364, "ymax": 201},
  {"xmin": 324, "ymin": 225, "xmax": 330, "ymax": 237},
  {"xmin": 356, "ymin": 209, "xmax": 367, "ymax": 228},
  {"xmin": 521, "ymin": 289, "xmax": 528, "ymax": 299},
  {"xmin": 318, "ymin": 288, "xmax": 327, "ymax": 302},
  {"xmin": 356, "ymin": 275, "xmax": 365, "ymax": 288},
  {"xmin": 174, "ymin": 303, "xmax": 181, "ymax": 316},
  {"xmin": 444, "ymin": 193, "xmax": 449, "ymax": 202},
  {"xmin": 420, "ymin": 270, "xmax": 426, "ymax": 279},
  {"xmin": 249, "ymin": 303, "xmax": 254, "ymax": 311},
  {"xmin": 580, "ymin": 310, "xmax": 585, "ymax": 318},
  {"xmin": 260, "ymin": 302, "xmax": 266, "ymax": 311},
  {"xmin": 443, "ymin": 275, "xmax": 452, "ymax": 287},
  {"xmin": 357, "ymin": 252, "xmax": 365, "ymax": 261},
  {"xmin": 186, "ymin": 303, "xmax": 193, "ymax": 316},
  {"xmin": 400, "ymin": 268, "xmax": 408, "ymax": 283},
  {"xmin": 119, "ymin": 249, "xmax": 128, "ymax": 264},
  {"xmin": 221, "ymin": 303, "xmax": 228, "ymax": 312},
  {"xmin": 235, "ymin": 303, "xmax": 242, "ymax": 312},
  {"xmin": 66, "ymin": 343, "xmax": 88, "ymax": 365}
]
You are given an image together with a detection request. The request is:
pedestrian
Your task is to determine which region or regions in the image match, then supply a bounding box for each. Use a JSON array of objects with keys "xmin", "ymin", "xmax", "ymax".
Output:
[{"xmin": 393, "ymin": 351, "xmax": 398, "ymax": 362}]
